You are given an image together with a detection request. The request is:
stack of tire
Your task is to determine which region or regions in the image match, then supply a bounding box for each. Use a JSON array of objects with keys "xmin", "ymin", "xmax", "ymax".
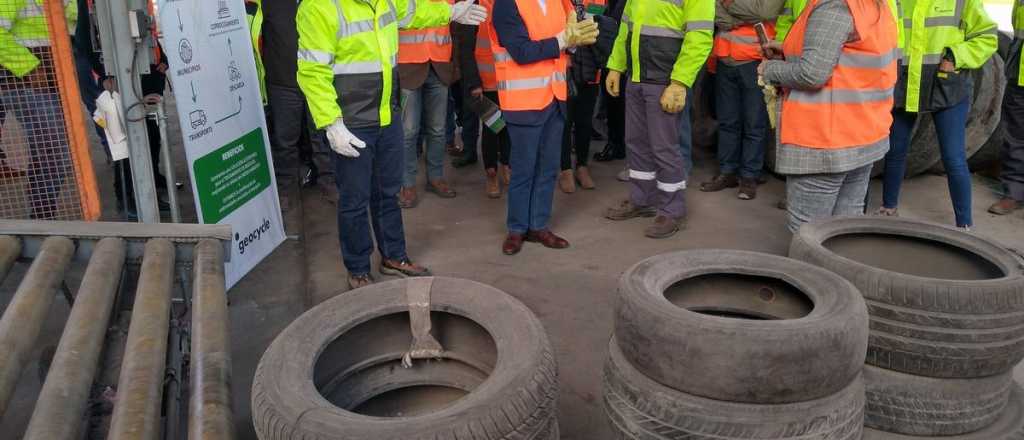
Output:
[
  {"xmin": 604, "ymin": 249, "xmax": 869, "ymax": 439},
  {"xmin": 790, "ymin": 216, "xmax": 1024, "ymax": 439}
]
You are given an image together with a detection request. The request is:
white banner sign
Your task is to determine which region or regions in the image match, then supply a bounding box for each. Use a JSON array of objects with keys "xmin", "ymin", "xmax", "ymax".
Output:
[{"xmin": 158, "ymin": 0, "xmax": 284, "ymax": 287}]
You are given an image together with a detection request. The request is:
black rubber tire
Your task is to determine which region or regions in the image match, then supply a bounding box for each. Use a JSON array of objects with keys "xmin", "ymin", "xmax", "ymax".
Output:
[
  {"xmin": 789, "ymin": 216, "xmax": 1024, "ymax": 378},
  {"xmin": 968, "ymin": 123, "xmax": 1003, "ymax": 171},
  {"xmin": 251, "ymin": 277, "xmax": 559, "ymax": 440},
  {"xmin": 603, "ymin": 337, "xmax": 865, "ymax": 440},
  {"xmin": 931, "ymin": 55, "xmax": 1006, "ymax": 174},
  {"xmin": 615, "ymin": 249, "xmax": 868, "ymax": 404},
  {"xmin": 863, "ymin": 381, "xmax": 1024, "ymax": 440},
  {"xmin": 864, "ymin": 364, "xmax": 1014, "ymax": 436}
]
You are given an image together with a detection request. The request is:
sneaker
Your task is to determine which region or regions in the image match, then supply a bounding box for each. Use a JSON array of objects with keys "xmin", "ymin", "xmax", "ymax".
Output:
[
  {"xmin": 576, "ymin": 166, "xmax": 596, "ymax": 190},
  {"xmin": 380, "ymin": 259, "xmax": 432, "ymax": 277},
  {"xmin": 452, "ymin": 156, "xmax": 478, "ymax": 168},
  {"xmin": 644, "ymin": 215, "xmax": 684, "ymax": 239},
  {"xmin": 426, "ymin": 179, "xmax": 457, "ymax": 198},
  {"xmin": 988, "ymin": 198, "xmax": 1022, "ymax": 215},
  {"xmin": 486, "ymin": 168, "xmax": 501, "ymax": 199},
  {"xmin": 777, "ymin": 198, "xmax": 787, "ymax": 210},
  {"xmin": 606, "ymin": 200, "xmax": 657, "ymax": 221},
  {"xmin": 737, "ymin": 178, "xmax": 757, "ymax": 200},
  {"xmin": 617, "ymin": 168, "xmax": 629, "ymax": 182},
  {"xmin": 558, "ymin": 169, "xmax": 576, "ymax": 193},
  {"xmin": 399, "ymin": 187, "xmax": 419, "ymax": 208},
  {"xmin": 348, "ymin": 273, "xmax": 374, "ymax": 289},
  {"xmin": 699, "ymin": 174, "xmax": 739, "ymax": 192},
  {"xmin": 875, "ymin": 207, "xmax": 899, "ymax": 217}
]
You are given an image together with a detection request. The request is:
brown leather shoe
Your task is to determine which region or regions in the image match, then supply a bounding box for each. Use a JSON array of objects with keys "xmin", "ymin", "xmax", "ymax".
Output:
[
  {"xmin": 503, "ymin": 233, "xmax": 525, "ymax": 255},
  {"xmin": 576, "ymin": 166, "xmax": 596, "ymax": 190},
  {"xmin": 426, "ymin": 179, "xmax": 457, "ymax": 198},
  {"xmin": 738, "ymin": 178, "xmax": 757, "ymax": 200},
  {"xmin": 558, "ymin": 170, "xmax": 576, "ymax": 193},
  {"xmin": 348, "ymin": 273, "xmax": 374, "ymax": 289},
  {"xmin": 605, "ymin": 200, "xmax": 657, "ymax": 221},
  {"xmin": 500, "ymin": 165, "xmax": 511, "ymax": 186},
  {"xmin": 644, "ymin": 215, "xmax": 684, "ymax": 239},
  {"xmin": 525, "ymin": 229, "xmax": 569, "ymax": 249},
  {"xmin": 486, "ymin": 168, "xmax": 501, "ymax": 199},
  {"xmin": 399, "ymin": 187, "xmax": 419, "ymax": 208},
  {"xmin": 380, "ymin": 258, "xmax": 432, "ymax": 277},
  {"xmin": 700, "ymin": 174, "xmax": 739, "ymax": 192},
  {"xmin": 988, "ymin": 198, "xmax": 1022, "ymax": 215}
]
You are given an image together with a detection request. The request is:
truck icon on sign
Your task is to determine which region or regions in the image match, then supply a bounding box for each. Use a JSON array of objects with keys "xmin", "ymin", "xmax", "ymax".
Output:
[{"xmin": 190, "ymin": 110, "xmax": 208, "ymax": 129}]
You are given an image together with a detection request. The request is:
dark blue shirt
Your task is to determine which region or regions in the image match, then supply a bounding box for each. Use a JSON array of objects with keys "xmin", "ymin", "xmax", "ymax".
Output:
[{"xmin": 492, "ymin": 0, "xmax": 567, "ymax": 124}]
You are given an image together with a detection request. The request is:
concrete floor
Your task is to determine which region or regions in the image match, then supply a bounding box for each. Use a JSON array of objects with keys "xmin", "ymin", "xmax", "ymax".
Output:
[{"xmin": 3, "ymin": 127, "xmax": 1024, "ymax": 438}]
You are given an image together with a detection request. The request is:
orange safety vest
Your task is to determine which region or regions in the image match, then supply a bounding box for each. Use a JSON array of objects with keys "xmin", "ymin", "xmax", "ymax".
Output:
[
  {"xmin": 476, "ymin": 0, "xmax": 499, "ymax": 91},
  {"xmin": 398, "ymin": 0, "xmax": 455, "ymax": 64},
  {"xmin": 778, "ymin": 0, "xmax": 898, "ymax": 149},
  {"xmin": 712, "ymin": 22, "xmax": 774, "ymax": 63},
  {"xmin": 491, "ymin": 0, "xmax": 570, "ymax": 111}
]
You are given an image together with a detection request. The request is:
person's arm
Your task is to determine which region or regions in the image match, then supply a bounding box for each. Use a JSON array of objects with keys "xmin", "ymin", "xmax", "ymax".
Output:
[
  {"xmin": 296, "ymin": 0, "xmax": 341, "ymax": 129},
  {"xmin": 947, "ymin": 0, "xmax": 997, "ymax": 70},
  {"xmin": 726, "ymin": 0, "xmax": 786, "ymax": 23},
  {"xmin": 605, "ymin": 0, "xmax": 629, "ymax": 72},
  {"xmin": 454, "ymin": 23, "xmax": 483, "ymax": 92},
  {"xmin": 716, "ymin": 0, "xmax": 741, "ymax": 29},
  {"xmin": 0, "ymin": 7, "xmax": 39, "ymax": 77},
  {"xmin": 592, "ymin": 15, "xmax": 619, "ymax": 64},
  {"xmin": 492, "ymin": 0, "xmax": 561, "ymax": 64},
  {"xmin": 396, "ymin": 0, "xmax": 453, "ymax": 29},
  {"xmin": 761, "ymin": 0, "xmax": 852, "ymax": 90},
  {"xmin": 671, "ymin": 0, "xmax": 714, "ymax": 87}
]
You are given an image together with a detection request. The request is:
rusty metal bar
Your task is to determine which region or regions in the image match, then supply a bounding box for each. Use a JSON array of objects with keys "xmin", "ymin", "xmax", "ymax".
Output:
[
  {"xmin": 0, "ymin": 236, "xmax": 75, "ymax": 418},
  {"xmin": 0, "ymin": 236, "xmax": 20, "ymax": 284},
  {"xmin": 107, "ymin": 239, "xmax": 175, "ymax": 440},
  {"xmin": 189, "ymin": 239, "xmax": 235, "ymax": 440},
  {"xmin": 23, "ymin": 238, "xmax": 127, "ymax": 440}
]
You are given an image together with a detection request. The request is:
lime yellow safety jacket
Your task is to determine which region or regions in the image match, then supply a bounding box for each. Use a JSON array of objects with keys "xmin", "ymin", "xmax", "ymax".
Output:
[
  {"xmin": 0, "ymin": 0, "xmax": 77, "ymax": 78},
  {"xmin": 1013, "ymin": 0, "xmax": 1022, "ymax": 86},
  {"xmin": 296, "ymin": 0, "xmax": 451, "ymax": 129},
  {"xmin": 245, "ymin": 0, "xmax": 267, "ymax": 104},
  {"xmin": 774, "ymin": 0, "xmax": 806, "ymax": 42},
  {"xmin": 896, "ymin": 0, "xmax": 997, "ymax": 112},
  {"xmin": 606, "ymin": 0, "xmax": 715, "ymax": 88}
]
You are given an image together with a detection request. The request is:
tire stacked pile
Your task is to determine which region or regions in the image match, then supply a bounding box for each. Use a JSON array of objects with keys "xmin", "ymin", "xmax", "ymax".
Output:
[
  {"xmin": 790, "ymin": 216, "xmax": 1024, "ymax": 439},
  {"xmin": 604, "ymin": 250, "xmax": 869, "ymax": 439}
]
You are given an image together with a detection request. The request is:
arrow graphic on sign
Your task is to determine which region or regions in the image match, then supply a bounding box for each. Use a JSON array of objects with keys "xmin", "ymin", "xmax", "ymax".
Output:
[
  {"xmin": 228, "ymin": 37, "xmax": 233, "ymax": 55},
  {"xmin": 191, "ymin": 81, "xmax": 197, "ymax": 103},
  {"xmin": 215, "ymin": 96, "xmax": 243, "ymax": 124},
  {"xmin": 177, "ymin": 8, "xmax": 183, "ymax": 31}
]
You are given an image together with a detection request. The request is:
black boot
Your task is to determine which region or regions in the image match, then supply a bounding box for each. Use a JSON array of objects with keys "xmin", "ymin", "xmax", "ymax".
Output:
[{"xmin": 594, "ymin": 143, "xmax": 626, "ymax": 162}]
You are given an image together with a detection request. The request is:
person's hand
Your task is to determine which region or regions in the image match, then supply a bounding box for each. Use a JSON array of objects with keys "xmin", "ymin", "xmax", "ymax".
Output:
[
  {"xmin": 560, "ymin": 13, "xmax": 599, "ymax": 48},
  {"xmin": 761, "ymin": 40, "xmax": 784, "ymax": 60},
  {"xmin": 757, "ymin": 60, "xmax": 766, "ymax": 76},
  {"xmin": 451, "ymin": 0, "xmax": 487, "ymax": 25},
  {"xmin": 144, "ymin": 94, "xmax": 162, "ymax": 105},
  {"xmin": 659, "ymin": 81, "xmax": 686, "ymax": 114},
  {"xmin": 605, "ymin": 70, "xmax": 622, "ymax": 97},
  {"xmin": 326, "ymin": 118, "xmax": 367, "ymax": 157},
  {"xmin": 470, "ymin": 87, "xmax": 483, "ymax": 99},
  {"xmin": 156, "ymin": 63, "xmax": 168, "ymax": 74},
  {"xmin": 939, "ymin": 58, "xmax": 956, "ymax": 73}
]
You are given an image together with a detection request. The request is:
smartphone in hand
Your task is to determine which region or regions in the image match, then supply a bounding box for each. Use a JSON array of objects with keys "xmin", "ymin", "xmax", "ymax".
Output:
[{"xmin": 754, "ymin": 22, "xmax": 784, "ymax": 60}]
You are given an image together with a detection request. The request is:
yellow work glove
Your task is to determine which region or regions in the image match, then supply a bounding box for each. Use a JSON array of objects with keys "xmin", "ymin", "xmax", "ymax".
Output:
[
  {"xmin": 660, "ymin": 81, "xmax": 686, "ymax": 114},
  {"xmin": 562, "ymin": 13, "xmax": 599, "ymax": 48},
  {"xmin": 606, "ymin": 70, "xmax": 622, "ymax": 97}
]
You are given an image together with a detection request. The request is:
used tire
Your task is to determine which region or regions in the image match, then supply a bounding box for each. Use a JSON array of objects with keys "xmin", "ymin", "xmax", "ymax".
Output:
[
  {"xmin": 603, "ymin": 337, "xmax": 865, "ymax": 440},
  {"xmin": 789, "ymin": 216, "xmax": 1024, "ymax": 378},
  {"xmin": 252, "ymin": 277, "xmax": 558, "ymax": 440},
  {"xmin": 863, "ymin": 381, "xmax": 1024, "ymax": 440},
  {"xmin": 864, "ymin": 364, "xmax": 1013, "ymax": 436},
  {"xmin": 615, "ymin": 249, "xmax": 868, "ymax": 404}
]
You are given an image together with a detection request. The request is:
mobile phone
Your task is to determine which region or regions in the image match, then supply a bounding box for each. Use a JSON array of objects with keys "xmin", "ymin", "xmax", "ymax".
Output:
[{"xmin": 753, "ymin": 22, "xmax": 770, "ymax": 47}]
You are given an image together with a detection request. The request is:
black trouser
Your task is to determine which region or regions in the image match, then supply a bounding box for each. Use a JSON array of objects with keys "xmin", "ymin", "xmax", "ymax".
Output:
[
  {"xmin": 267, "ymin": 84, "xmax": 324, "ymax": 186},
  {"xmin": 1002, "ymin": 82, "xmax": 1024, "ymax": 201},
  {"xmin": 603, "ymin": 70, "xmax": 625, "ymax": 153},
  {"xmin": 562, "ymin": 80, "xmax": 599, "ymax": 170},
  {"xmin": 481, "ymin": 90, "xmax": 510, "ymax": 169}
]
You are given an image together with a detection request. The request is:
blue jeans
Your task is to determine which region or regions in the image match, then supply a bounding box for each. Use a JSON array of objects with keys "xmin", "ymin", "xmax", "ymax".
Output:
[
  {"xmin": 883, "ymin": 97, "xmax": 973, "ymax": 227},
  {"xmin": 714, "ymin": 62, "xmax": 768, "ymax": 179},
  {"xmin": 0, "ymin": 88, "xmax": 69, "ymax": 218},
  {"xmin": 333, "ymin": 123, "xmax": 409, "ymax": 275},
  {"xmin": 507, "ymin": 105, "xmax": 564, "ymax": 234},
  {"xmin": 402, "ymin": 68, "xmax": 449, "ymax": 187}
]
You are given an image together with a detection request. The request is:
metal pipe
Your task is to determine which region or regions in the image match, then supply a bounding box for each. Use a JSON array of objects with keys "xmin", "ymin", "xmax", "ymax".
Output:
[
  {"xmin": 155, "ymin": 103, "xmax": 182, "ymax": 223},
  {"xmin": 0, "ymin": 236, "xmax": 75, "ymax": 418},
  {"xmin": 107, "ymin": 239, "xmax": 175, "ymax": 440},
  {"xmin": 23, "ymin": 238, "xmax": 127, "ymax": 440},
  {"xmin": 0, "ymin": 235, "xmax": 20, "ymax": 284},
  {"xmin": 188, "ymin": 239, "xmax": 234, "ymax": 440}
]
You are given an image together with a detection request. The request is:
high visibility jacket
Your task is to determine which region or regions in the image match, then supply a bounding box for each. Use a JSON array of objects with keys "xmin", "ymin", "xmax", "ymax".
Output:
[
  {"xmin": 606, "ymin": 0, "xmax": 715, "ymax": 87},
  {"xmin": 491, "ymin": 0, "xmax": 570, "ymax": 111},
  {"xmin": 296, "ymin": 0, "xmax": 452, "ymax": 129},
  {"xmin": 1012, "ymin": 0, "xmax": 1022, "ymax": 86},
  {"xmin": 245, "ymin": 0, "xmax": 267, "ymax": 104},
  {"xmin": 0, "ymin": 0, "xmax": 77, "ymax": 78},
  {"xmin": 475, "ymin": 0, "xmax": 498, "ymax": 91},
  {"xmin": 398, "ymin": 0, "xmax": 454, "ymax": 64},
  {"xmin": 779, "ymin": 0, "xmax": 899, "ymax": 148},
  {"xmin": 898, "ymin": 0, "xmax": 997, "ymax": 112},
  {"xmin": 774, "ymin": 0, "xmax": 806, "ymax": 41},
  {"xmin": 713, "ymin": 22, "xmax": 775, "ymax": 62}
]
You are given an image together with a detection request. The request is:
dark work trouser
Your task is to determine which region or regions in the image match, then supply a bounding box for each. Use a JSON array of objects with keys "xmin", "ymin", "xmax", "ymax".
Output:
[
  {"xmin": 714, "ymin": 61, "xmax": 768, "ymax": 179},
  {"xmin": 1001, "ymin": 82, "xmax": 1024, "ymax": 202},
  {"xmin": 562, "ymin": 81, "xmax": 599, "ymax": 170},
  {"xmin": 625, "ymin": 81, "xmax": 687, "ymax": 219},
  {"xmin": 603, "ymin": 70, "xmax": 626, "ymax": 154},
  {"xmin": 268, "ymin": 84, "xmax": 324, "ymax": 187},
  {"xmin": 481, "ymin": 90, "xmax": 510, "ymax": 169}
]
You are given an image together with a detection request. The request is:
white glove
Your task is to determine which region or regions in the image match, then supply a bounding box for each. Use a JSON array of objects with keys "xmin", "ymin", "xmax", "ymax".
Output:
[
  {"xmin": 326, "ymin": 118, "xmax": 367, "ymax": 157},
  {"xmin": 451, "ymin": 0, "xmax": 487, "ymax": 25}
]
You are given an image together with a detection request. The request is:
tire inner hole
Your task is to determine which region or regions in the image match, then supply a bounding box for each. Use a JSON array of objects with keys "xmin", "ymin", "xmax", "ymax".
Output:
[
  {"xmin": 314, "ymin": 311, "xmax": 497, "ymax": 418},
  {"xmin": 823, "ymin": 233, "xmax": 1004, "ymax": 280},
  {"xmin": 664, "ymin": 273, "xmax": 813, "ymax": 320}
]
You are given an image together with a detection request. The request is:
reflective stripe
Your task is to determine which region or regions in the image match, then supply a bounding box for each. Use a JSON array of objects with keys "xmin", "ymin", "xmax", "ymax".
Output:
[
  {"xmin": 18, "ymin": 2, "xmax": 44, "ymax": 19},
  {"xmin": 901, "ymin": 53, "xmax": 942, "ymax": 64},
  {"xmin": 0, "ymin": 17, "xmax": 11, "ymax": 30},
  {"xmin": 478, "ymin": 63, "xmax": 495, "ymax": 72},
  {"xmin": 965, "ymin": 27, "xmax": 999, "ymax": 38},
  {"xmin": 686, "ymin": 21, "xmax": 714, "ymax": 31},
  {"xmin": 629, "ymin": 169, "xmax": 656, "ymax": 180},
  {"xmin": 1017, "ymin": 29, "xmax": 1024, "ymax": 39},
  {"xmin": 298, "ymin": 49, "xmax": 334, "ymax": 65},
  {"xmin": 494, "ymin": 52, "xmax": 513, "ymax": 62},
  {"xmin": 788, "ymin": 88, "xmax": 894, "ymax": 104},
  {"xmin": 333, "ymin": 60, "xmax": 385, "ymax": 74},
  {"xmin": 499, "ymin": 77, "xmax": 554, "ymax": 89},
  {"xmin": 553, "ymin": 71, "xmax": 566, "ymax": 81},
  {"xmin": 339, "ymin": 19, "xmax": 375, "ymax": 38},
  {"xmin": 399, "ymin": 33, "xmax": 452, "ymax": 45},
  {"xmin": 837, "ymin": 48, "xmax": 898, "ymax": 68},
  {"xmin": 379, "ymin": 9, "xmax": 397, "ymax": 28},
  {"xmin": 781, "ymin": 7, "xmax": 792, "ymax": 14},
  {"xmin": 923, "ymin": 15, "xmax": 958, "ymax": 27},
  {"xmin": 397, "ymin": 0, "xmax": 417, "ymax": 28},
  {"xmin": 17, "ymin": 38, "xmax": 50, "ymax": 48},
  {"xmin": 659, "ymin": 0, "xmax": 683, "ymax": 6},
  {"xmin": 639, "ymin": 24, "xmax": 683, "ymax": 38},
  {"xmin": 656, "ymin": 180, "xmax": 687, "ymax": 192},
  {"xmin": 476, "ymin": 36, "xmax": 491, "ymax": 48},
  {"xmin": 719, "ymin": 32, "xmax": 758, "ymax": 44}
]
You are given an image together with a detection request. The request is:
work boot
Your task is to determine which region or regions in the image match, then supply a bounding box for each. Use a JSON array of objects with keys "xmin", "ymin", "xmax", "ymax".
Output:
[
  {"xmin": 576, "ymin": 166, "xmax": 596, "ymax": 190},
  {"xmin": 426, "ymin": 179, "xmax": 457, "ymax": 198},
  {"xmin": 700, "ymin": 174, "xmax": 739, "ymax": 192},
  {"xmin": 558, "ymin": 170, "xmax": 576, "ymax": 193},
  {"xmin": 594, "ymin": 143, "xmax": 626, "ymax": 162},
  {"xmin": 988, "ymin": 198, "xmax": 1022, "ymax": 215},
  {"xmin": 399, "ymin": 187, "xmax": 419, "ymax": 208},
  {"xmin": 644, "ymin": 215, "xmax": 684, "ymax": 239},
  {"xmin": 606, "ymin": 200, "xmax": 657, "ymax": 221},
  {"xmin": 486, "ymin": 168, "xmax": 501, "ymax": 199},
  {"xmin": 617, "ymin": 167, "xmax": 629, "ymax": 182},
  {"xmin": 380, "ymin": 259, "xmax": 432, "ymax": 277},
  {"xmin": 500, "ymin": 164, "xmax": 511, "ymax": 186},
  {"xmin": 348, "ymin": 273, "xmax": 374, "ymax": 290},
  {"xmin": 738, "ymin": 178, "xmax": 758, "ymax": 200},
  {"xmin": 777, "ymin": 198, "xmax": 787, "ymax": 210}
]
